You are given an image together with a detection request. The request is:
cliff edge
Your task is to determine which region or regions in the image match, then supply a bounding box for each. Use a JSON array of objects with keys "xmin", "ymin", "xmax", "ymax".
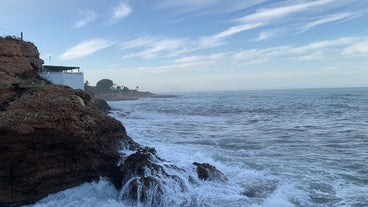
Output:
[{"xmin": 0, "ymin": 37, "xmax": 136, "ymax": 206}]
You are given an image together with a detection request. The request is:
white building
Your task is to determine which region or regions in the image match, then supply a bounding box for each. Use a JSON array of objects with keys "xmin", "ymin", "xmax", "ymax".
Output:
[{"xmin": 39, "ymin": 65, "xmax": 84, "ymax": 90}]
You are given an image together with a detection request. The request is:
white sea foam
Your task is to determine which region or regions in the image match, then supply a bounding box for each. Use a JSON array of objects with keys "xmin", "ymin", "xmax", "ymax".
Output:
[
  {"xmin": 30, "ymin": 88, "xmax": 368, "ymax": 207},
  {"xmin": 27, "ymin": 178, "xmax": 122, "ymax": 207}
]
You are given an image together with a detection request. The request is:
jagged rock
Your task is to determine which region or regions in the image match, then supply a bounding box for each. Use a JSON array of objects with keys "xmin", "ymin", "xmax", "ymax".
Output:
[
  {"xmin": 193, "ymin": 162, "xmax": 227, "ymax": 182},
  {"xmin": 123, "ymin": 176, "xmax": 163, "ymax": 206},
  {"xmin": 119, "ymin": 147, "xmax": 187, "ymax": 206},
  {"xmin": 0, "ymin": 37, "xmax": 138, "ymax": 206}
]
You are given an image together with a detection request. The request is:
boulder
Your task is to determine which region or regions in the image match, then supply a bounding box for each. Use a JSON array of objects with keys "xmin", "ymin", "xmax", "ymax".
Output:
[{"xmin": 193, "ymin": 162, "xmax": 227, "ymax": 182}]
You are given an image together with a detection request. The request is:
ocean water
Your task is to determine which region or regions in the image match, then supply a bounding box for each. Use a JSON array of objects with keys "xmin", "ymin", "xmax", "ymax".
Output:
[{"xmin": 30, "ymin": 88, "xmax": 368, "ymax": 207}]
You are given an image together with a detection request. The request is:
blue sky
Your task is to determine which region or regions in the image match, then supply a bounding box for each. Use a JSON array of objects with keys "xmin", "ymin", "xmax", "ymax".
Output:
[{"xmin": 1, "ymin": 0, "xmax": 368, "ymax": 92}]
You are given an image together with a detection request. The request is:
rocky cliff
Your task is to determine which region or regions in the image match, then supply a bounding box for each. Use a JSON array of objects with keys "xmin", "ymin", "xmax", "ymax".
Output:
[
  {"xmin": 0, "ymin": 37, "xmax": 137, "ymax": 206},
  {"xmin": 0, "ymin": 37, "xmax": 226, "ymax": 206}
]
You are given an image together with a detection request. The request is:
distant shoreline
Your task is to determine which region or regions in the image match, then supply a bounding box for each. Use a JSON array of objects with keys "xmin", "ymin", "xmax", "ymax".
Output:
[{"xmin": 94, "ymin": 92, "xmax": 176, "ymax": 101}]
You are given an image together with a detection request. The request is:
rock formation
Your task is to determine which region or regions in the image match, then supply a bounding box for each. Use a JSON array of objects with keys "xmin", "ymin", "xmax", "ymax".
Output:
[
  {"xmin": 193, "ymin": 162, "xmax": 227, "ymax": 182},
  {"xmin": 90, "ymin": 97, "xmax": 112, "ymax": 113},
  {"xmin": 0, "ymin": 37, "xmax": 226, "ymax": 206},
  {"xmin": 0, "ymin": 37, "xmax": 137, "ymax": 206}
]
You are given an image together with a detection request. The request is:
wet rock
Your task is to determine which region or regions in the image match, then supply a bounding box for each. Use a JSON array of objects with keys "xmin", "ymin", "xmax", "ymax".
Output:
[
  {"xmin": 119, "ymin": 147, "xmax": 187, "ymax": 205},
  {"xmin": 122, "ymin": 176, "xmax": 164, "ymax": 206},
  {"xmin": 193, "ymin": 162, "xmax": 227, "ymax": 182}
]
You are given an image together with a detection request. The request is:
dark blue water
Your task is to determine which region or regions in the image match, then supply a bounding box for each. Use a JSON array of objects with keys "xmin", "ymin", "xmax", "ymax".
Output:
[{"xmin": 30, "ymin": 88, "xmax": 368, "ymax": 207}]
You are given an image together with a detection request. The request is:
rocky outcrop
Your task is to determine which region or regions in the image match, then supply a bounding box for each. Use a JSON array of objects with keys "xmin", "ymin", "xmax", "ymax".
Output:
[
  {"xmin": 0, "ymin": 37, "xmax": 227, "ymax": 206},
  {"xmin": 90, "ymin": 97, "xmax": 112, "ymax": 113},
  {"xmin": 0, "ymin": 37, "xmax": 137, "ymax": 206},
  {"xmin": 193, "ymin": 162, "xmax": 227, "ymax": 182}
]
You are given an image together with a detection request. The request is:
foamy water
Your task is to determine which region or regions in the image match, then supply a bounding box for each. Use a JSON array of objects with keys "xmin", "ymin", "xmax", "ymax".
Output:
[{"xmin": 30, "ymin": 88, "xmax": 368, "ymax": 207}]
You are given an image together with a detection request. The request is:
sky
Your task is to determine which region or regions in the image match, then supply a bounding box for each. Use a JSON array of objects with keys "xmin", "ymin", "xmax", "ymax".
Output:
[{"xmin": 1, "ymin": 0, "xmax": 368, "ymax": 92}]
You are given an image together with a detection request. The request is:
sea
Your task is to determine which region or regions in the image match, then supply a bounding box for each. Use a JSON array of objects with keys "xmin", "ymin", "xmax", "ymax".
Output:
[{"xmin": 30, "ymin": 87, "xmax": 368, "ymax": 207}]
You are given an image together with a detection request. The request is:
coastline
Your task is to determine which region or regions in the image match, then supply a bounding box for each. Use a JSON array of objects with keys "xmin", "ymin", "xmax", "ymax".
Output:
[{"xmin": 94, "ymin": 92, "xmax": 176, "ymax": 101}]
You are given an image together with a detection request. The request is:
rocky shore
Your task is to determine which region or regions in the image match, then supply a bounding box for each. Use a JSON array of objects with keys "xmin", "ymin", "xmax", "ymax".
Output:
[
  {"xmin": 0, "ymin": 37, "xmax": 225, "ymax": 206},
  {"xmin": 0, "ymin": 37, "xmax": 137, "ymax": 206}
]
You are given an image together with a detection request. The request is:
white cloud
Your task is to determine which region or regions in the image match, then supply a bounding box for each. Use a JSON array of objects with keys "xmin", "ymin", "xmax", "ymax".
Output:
[
  {"xmin": 115, "ymin": 36, "xmax": 368, "ymax": 80},
  {"xmin": 255, "ymin": 29, "xmax": 282, "ymax": 41},
  {"xmin": 290, "ymin": 37, "xmax": 358, "ymax": 54},
  {"xmin": 121, "ymin": 37, "xmax": 187, "ymax": 59},
  {"xmin": 292, "ymin": 51, "xmax": 328, "ymax": 61},
  {"xmin": 175, "ymin": 55, "xmax": 205, "ymax": 63},
  {"xmin": 157, "ymin": 0, "xmax": 217, "ymax": 12},
  {"xmin": 219, "ymin": 1, "xmax": 268, "ymax": 13},
  {"xmin": 237, "ymin": 0, "xmax": 336, "ymax": 24},
  {"xmin": 230, "ymin": 37, "xmax": 365, "ymax": 64},
  {"xmin": 205, "ymin": 0, "xmax": 359, "ymax": 45},
  {"xmin": 175, "ymin": 52, "xmax": 227, "ymax": 63},
  {"xmin": 342, "ymin": 39, "xmax": 368, "ymax": 55},
  {"xmin": 213, "ymin": 23, "xmax": 264, "ymax": 40},
  {"xmin": 120, "ymin": 35, "xmax": 228, "ymax": 59},
  {"xmin": 119, "ymin": 36, "xmax": 157, "ymax": 50},
  {"xmin": 150, "ymin": 59, "xmax": 215, "ymax": 73},
  {"xmin": 59, "ymin": 39, "xmax": 113, "ymax": 60},
  {"xmin": 199, "ymin": 0, "xmax": 338, "ymax": 46},
  {"xmin": 107, "ymin": 1, "xmax": 132, "ymax": 25},
  {"xmin": 73, "ymin": 9, "xmax": 97, "ymax": 28},
  {"xmin": 297, "ymin": 12, "xmax": 357, "ymax": 34}
]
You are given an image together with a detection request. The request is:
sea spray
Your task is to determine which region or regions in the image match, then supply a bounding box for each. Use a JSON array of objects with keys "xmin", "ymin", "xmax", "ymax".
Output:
[{"xmin": 29, "ymin": 88, "xmax": 368, "ymax": 207}]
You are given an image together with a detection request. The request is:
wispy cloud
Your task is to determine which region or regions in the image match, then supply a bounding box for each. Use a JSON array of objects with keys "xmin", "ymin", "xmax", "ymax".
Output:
[
  {"xmin": 290, "ymin": 37, "xmax": 357, "ymax": 54},
  {"xmin": 342, "ymin": 38, "xmax": 368, "ymax": 55},
  {"xmin": 121, "ymin": 36, "xmax": 187, "ymax": 59},
  {"xmin": 156, "ymin": 0, "xmax": 217, "ymax": 13},
  {"xmin": 297, "ymin": 12, "xmax": 358, "ymax": 34},
  {"xmin": 175, "ymin": 53, "xmax": 227, "ymax": 63},
  {"xmin": 157, "ymin": 0, "xmax": 268, "ymax": 17},
  {"xmin": 120, "ymin": 35, "xmax": 228, "ymax": 59},
  {"xmin": 200, "ymin": 0, "xmax": 338, "ymax": 46},
  {"xmin": 198, "ymin": 23, "xmax": 263, "ymax": 49},
  {"xmin": 237, "ymin": 0, "xmax": 336, "ymax": 24},
  {"xmin": 231, "ymin": 37, "xmax": 360, "ymax": 63},
  {"xmin": 107, "ymin": 1, "xmax": 132, "ymax": 25},
  {"xmin": 118, "ymin": 35, "xmax": 368, "ymax": 76},
  {"xmin": 59, "ymin": 39, "xmax": 113, "ymax": 60},
  {"xmin": 73, "ymin": 9, "xmax": 97, "ymax": 28},
  {"xmin": 119, "ymin": 36, "xmax": 156, "ymax": 50},
  {"xmin": 237, "ymin": 36, "xmax": 368, "ymax": 64},
  {"xmin": 213, "ymin": 23, "xmax": 264, "ymax": 40},
  {"xmin": 255, "ymin": 29, "xmax": 283, "ymax": 41}
]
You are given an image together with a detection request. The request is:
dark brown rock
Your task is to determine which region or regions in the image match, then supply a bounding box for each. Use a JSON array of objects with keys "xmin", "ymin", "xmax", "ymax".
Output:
[
  {"xmin": 193, "ymin": 162, "xmax": 227, "ymax": 182},
  {"xmin": 0, "ymin": 37, "xmax": 137, "ymax": 206},
  {"xmin": 90, "ymin": 97, "xmax": 112, "ymax": 113},
  {"xmin": 119, "ymin": 147, "xmax": 187, "ymax": 206}
]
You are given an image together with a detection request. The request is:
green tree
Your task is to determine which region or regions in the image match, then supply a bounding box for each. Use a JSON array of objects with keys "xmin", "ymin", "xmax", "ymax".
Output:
[
  {"xmin": 96, "ymin": 79, "xmax": 114, "ymax": 92},
  {"xmin": 84, "ymin": 80, "xmax": 94, "ymax": 94}
]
